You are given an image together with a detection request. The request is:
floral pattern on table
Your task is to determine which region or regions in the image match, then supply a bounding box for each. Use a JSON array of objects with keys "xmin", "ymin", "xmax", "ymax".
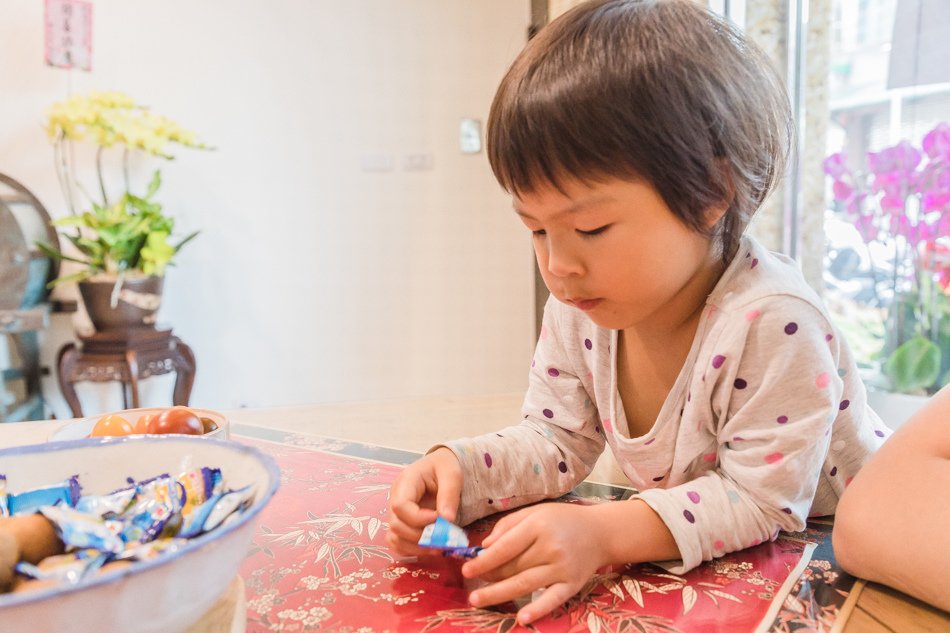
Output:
[{"xmin": 235, "ymin": 427, "xmax": 856, "ymax": 632}]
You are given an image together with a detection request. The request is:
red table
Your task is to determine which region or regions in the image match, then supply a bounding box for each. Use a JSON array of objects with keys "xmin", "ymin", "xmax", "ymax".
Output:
[{"xmin": 233, "ymin": 424, "xmax": 860, "ymax": 633}]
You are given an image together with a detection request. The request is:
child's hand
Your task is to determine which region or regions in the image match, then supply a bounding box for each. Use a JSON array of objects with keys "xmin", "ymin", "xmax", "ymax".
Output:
[
  {"xmin": 386, "ymin": 447, "xmax": 464, "ymax": 556},
  {"xmin": 460, "ymin": 503, "xmax": 609, "ymax": 625}
]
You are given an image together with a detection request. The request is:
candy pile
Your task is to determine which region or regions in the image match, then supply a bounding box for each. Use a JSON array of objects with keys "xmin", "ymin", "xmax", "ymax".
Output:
[{"xmin": 0, "ymin": 468, "xmax": 254, "ymax": 593}]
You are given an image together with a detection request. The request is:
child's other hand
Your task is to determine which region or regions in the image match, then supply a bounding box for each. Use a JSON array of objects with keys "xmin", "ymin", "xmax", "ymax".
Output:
[
  {"xmin": 460, "ymin": 503, "xmax": 608, "ymax": 625},
  {"xmin": 386, "ymin": 447, "xmax": 463, "ymax": 556}
]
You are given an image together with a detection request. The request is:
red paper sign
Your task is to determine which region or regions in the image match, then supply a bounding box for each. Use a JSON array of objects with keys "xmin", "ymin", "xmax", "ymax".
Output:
[{"xmin": 44, "ymin": 0, "xmax": 93, "ymax": 71}]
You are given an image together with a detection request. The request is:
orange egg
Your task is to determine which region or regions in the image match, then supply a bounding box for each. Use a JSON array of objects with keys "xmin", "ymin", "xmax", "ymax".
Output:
[
  {"xmin": 90, "ymin": 414, "xmax": 133, "ymax": 437},
  {"xmin": 132, "ymin": 413, "xmax": 156, "ymax": 434}
]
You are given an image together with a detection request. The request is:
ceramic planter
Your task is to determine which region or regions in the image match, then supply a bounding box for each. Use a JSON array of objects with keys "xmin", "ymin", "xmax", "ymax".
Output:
[{"xmin": 78, "ymin": 276, "xmax": 163, "ymax": 331}]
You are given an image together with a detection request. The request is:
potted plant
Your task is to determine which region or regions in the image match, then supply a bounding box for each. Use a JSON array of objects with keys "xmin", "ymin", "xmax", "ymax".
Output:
[
  {"xmin": 37, "ymin": 91, "xmax": 208, "ymax": 331},
  {"xmin": 824, "ymin": 122, "xmax": 950, "ymax": 408}
]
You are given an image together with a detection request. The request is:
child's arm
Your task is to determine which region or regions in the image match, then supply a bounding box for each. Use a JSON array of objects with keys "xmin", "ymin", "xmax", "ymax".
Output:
[
  {"xmin": 832, "ymin": 385, "xmax": 950, "ymax": 611},
  {"xmin": 441, "ymin": 298, "xmax": 606, "ymax": 525},
  {"xmin": 633, "ymin": 296, "xmax": 887, "ymax": 572}
]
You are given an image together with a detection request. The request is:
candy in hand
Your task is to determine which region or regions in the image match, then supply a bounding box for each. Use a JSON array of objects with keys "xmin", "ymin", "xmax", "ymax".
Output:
[{"xmin": 417, "ymin": 516, "xmax": 483, "ymax": 559}]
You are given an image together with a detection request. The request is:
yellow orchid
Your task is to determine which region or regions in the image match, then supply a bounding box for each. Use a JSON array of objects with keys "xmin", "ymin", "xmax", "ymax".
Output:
[{"xmin": 40, "ymin": 91, "xmax": 209, "ymax": 283}]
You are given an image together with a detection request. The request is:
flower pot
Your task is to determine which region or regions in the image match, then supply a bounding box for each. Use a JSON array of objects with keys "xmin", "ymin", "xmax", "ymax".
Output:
[{"xmin": 79, "ymin": 276, "xmax": 163, "ymax": 331}]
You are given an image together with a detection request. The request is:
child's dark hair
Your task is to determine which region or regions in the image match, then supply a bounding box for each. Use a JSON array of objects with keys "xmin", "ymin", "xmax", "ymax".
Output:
[{"xmin": 487, "ymin": 0, "xmax": 792, "ymax": 261}]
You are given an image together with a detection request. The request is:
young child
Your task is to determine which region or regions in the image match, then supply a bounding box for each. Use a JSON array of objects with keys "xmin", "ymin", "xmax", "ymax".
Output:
[
  {"xmin": 387, "ymin": 0, "xmax": 890, "ymax": 625},
  {"xmin": 833, "ymin": 385, "xmax": 950, "ymax": 611}
]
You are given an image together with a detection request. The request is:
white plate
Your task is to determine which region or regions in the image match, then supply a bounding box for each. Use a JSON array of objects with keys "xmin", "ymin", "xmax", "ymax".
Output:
[{"xmin": 0, "ymin": 436, "xmax": 278, "ymax": 633}]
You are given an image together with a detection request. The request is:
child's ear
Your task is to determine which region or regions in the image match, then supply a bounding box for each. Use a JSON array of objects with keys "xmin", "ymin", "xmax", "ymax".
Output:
[{"xmin": 703, "ymin": 160, "xmax": 736, "ymax": 229}]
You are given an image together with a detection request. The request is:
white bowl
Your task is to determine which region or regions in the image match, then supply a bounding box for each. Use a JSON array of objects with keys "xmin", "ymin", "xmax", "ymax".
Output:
[
  {"xmin": 48, "ymin": 407, "xmax": 230, "ymax": 442},
  {"xmin": 0, "ymin": 436, "xmax": 279, "ymax": 633}
]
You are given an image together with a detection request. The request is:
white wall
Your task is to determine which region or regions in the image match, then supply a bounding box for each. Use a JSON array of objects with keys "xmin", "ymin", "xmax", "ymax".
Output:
[{"xmin": 0, "ymin": 1, "xmax": 535, "ymax": 417}]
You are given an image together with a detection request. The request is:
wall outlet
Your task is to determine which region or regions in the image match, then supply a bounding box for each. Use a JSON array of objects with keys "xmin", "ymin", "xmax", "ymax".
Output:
[
  {"xmin": 403, "ymin": 152, "xmax": 434, "ymax": 171},
  {"xmin": 360, "ymin": 152, "xmax": 394, "ymax": 172}
]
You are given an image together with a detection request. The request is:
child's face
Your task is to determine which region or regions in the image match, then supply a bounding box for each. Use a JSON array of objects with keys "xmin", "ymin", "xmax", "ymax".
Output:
[{"xmin": 514, "ymin": 176, "xmax": 721, "ymax": 332}]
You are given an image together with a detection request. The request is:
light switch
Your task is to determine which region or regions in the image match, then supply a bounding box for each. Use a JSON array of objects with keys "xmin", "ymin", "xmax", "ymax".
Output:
[{"xmin": 460, "ymin": 118, "xmax": 482, "ymax": 154}]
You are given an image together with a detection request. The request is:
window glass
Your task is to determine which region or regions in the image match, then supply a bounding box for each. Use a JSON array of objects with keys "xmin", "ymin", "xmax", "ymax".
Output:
[{"xmin": 823, "ymin": 0, "xmax": 950, "ymax": 396}]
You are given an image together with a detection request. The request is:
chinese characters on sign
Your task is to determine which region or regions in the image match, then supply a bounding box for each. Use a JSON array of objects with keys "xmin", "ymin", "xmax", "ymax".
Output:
[{"xmin": 44, "ymin": 0, "xmax": 93, "ymax": 71}]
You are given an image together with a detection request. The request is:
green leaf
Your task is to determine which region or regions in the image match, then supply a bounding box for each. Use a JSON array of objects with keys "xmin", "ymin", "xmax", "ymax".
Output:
[
  {"xmin": 173, "ymin": 230, "xmax": 200, "ymax": 252},
  {"xmin": 883, "ymin": 335, "xmax": 942, "ymax": 393},
  {"xmin": 45, "ymin": 269, "xmax": 94, "ymax": 288},
  {"xmin": 145, "ymin": 169, "xmax": 162, "ymax": 198}
]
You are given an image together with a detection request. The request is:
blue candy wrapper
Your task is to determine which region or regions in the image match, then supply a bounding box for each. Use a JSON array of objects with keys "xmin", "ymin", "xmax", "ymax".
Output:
[
  {"xmin": 417, "ymin": 517, "xmax": 483, "ymax": 559},
  {"xmin": 5, "ymin": 475, "xmax": 81, "ymax": 516}
]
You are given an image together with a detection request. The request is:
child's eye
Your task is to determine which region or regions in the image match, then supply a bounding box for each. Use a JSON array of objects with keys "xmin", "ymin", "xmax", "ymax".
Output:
[{"xmin": 578, "ymin": 225, "xmax": 610, "ymax": 237}]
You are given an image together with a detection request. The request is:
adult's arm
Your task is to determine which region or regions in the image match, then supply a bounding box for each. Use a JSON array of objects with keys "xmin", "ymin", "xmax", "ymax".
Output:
[{"xmin": 832, "ymin": 385, "xmax": 950, "ymax": 611}]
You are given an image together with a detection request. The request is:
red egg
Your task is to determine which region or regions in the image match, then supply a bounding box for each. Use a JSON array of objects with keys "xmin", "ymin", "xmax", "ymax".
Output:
[
  {"xmin": 148, "ymin": 407, "xmax": 203, "ymax": 435},
  {"xmin": 133, "ymin": 413, "xmax": 156, "ymax": 434},
  {"xmin": 90, "ymin": 414, "xmax": 133, "ymax": 437}
]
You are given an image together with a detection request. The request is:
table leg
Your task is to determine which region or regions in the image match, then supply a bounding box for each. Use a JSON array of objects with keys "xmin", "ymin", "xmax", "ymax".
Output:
[
  {"xmin": 56, "ymin": 343, "xmax": 83, "ymax": 418},
  {"xmin": 124, "ymin": 349, "xmax": 141, "ymax": 409},
  {"xmin": 172, "ymin": 337, "xmax": 196, "ymax": 406}
]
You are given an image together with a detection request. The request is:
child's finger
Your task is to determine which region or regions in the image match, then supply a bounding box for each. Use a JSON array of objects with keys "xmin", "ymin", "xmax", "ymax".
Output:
[
  {"xmin": 389, "ymin": 499, "xmax": 439, "ymax": 529},
  {"xmin": 384, "ymin": 530, "xmax": 436, "ymax": 557},
  {"xmin": 468, "ymin": 565, "xmax": 551, "ymax": 609},
  {"xmin": 386, "ymin": 515, "xmax": 425, "ymax": 542},
  {"xmin": 481, "ymin": 507, "xmax": 534, "ymax": 548},
  {"xmin": 434, "ymin": 473, "xmax": 461, "ymax": 523},
  {"xmin": 517, "ymin": 582, "xmax": 575, "ymax": 626},
  {"xmin": 389, "ymin": 477, "xmax": 439, "ymax": 527},
  {"xmin": 462, "ymin": 518, "xmax": 534, "ymax": 578}
]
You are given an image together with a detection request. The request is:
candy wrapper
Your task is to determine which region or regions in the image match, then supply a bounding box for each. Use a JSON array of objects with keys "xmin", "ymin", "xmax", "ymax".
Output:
[
  {"xmin": 15, "ymin": 548, "xmax": 108, "ymax": 584},
  {"xmin": 417, "ymin": 517, "xmax": 483, "ymax": 559},
  {"xmin": 5, "ymin": 476, "xmax": 81, "ymax": 516}
]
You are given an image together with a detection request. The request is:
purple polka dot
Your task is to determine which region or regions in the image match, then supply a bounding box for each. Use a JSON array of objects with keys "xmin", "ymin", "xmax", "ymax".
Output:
[
  {"xmin": 484, "ymin": 453, "xmax": 493, "ymax": 467},
  {"xmin": 542, "ymin": 408, "xmax": 554, "ymax": 419},
  {"xmin": 584, "ymin": 338, "xmax": 592, "ymax": 350},
  {"xmin": 652, "ymin": 475, "xmax": 664, "ymax": 482},
  {"xmin": 557, "ymin": 461, "xmax": 568, "ymax": 473},
  {"xmin": 875, "ymin": 429, "xmax": 885, "ymax": 437},
  {"xmin": 547, "ymin": 368, "xmax": 560, "ymax": 377},
  {"xmin": 784, "ymin": 322, "xmax": 798, "ymax": 335},
  {"xmin": 595, "ymin": 425, "xmax": 601, "ymax": 433},
  {"xmin": 777, "ymin": 415, "xmax": 789, "ymax": 424},
  {"xmin": 825, "ymin": 333, "xmax": 834, "ymax": 342},
  {"xmin": 531, "ymin": 360, "xmax": 535, "ymax": 367},
  {"xmin": 687, "ymin": 392, "xmax": 691, "ymax": 402},
  {"xmin": 782, "ymin": 507, "xmax": 792, "ymax": 514},
  {"xmin": 712, "ymin": 354, "xmax": 726, "ymax": 369},
  {"xmin": 687, "ymin": 491, "xmax": 701, "ymax": 504},
  {"xmin": 751, "ymin": 258, "xmax": 759, "ymax": 268},
  {"xmin": 839, "ymin": 399, "xmax": 850, "ymax": 410},
  {"xmin": 683, "ymin": 510, "xmax": 696, "ymax": 523},
  {"xmin": 732, "ymin": 436, "xmax": 745, "ymax": 442},
  {"xmin": 830, "ymin": 466, "xmax": 837, "ymax": 476},
  {"xmin": 734, "ymin": 378, "xmax": 747, "ymax": 389},
  {"xmin": 644, "ymin": 437, "xmax": 656, "ymax": 445}
]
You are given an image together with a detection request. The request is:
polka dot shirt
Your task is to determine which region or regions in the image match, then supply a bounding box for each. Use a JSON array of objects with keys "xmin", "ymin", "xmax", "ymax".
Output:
[{"xmin": 441, "ymin": 235, "xmax": 889, "ymax": 573}]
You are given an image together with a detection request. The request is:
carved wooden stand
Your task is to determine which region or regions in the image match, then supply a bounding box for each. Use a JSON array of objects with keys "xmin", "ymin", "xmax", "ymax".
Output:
[{"xmin": 56, "ymin": 328, "xmax": 196, "ymax": 417}]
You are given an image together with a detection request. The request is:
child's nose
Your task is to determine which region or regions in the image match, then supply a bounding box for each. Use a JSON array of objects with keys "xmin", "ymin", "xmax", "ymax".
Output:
[{"xmin": 545, "ymin": 240, "xmax": 583, "ymax": 278}]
